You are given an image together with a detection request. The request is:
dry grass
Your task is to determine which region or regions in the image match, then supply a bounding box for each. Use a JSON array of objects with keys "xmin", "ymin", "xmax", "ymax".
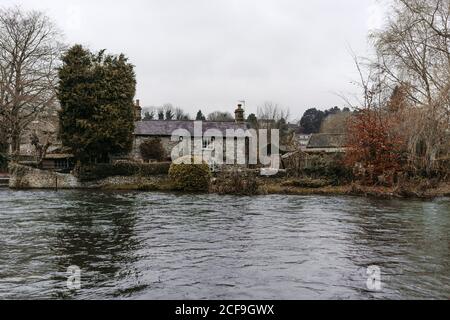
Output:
[
  {"xmin": 99, "ymin": 176, "xmax": 174, "ymax": 191},
  {"xmin": 264, "ymin": 182, "xmax": 350, "ymax": 196},
  {"xmin": 263, "ymin": 179, "xmax": 450, "ymax": 199}
]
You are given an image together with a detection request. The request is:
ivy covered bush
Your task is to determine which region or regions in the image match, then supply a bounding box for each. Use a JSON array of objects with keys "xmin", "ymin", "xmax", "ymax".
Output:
[{"xmin": 169, "ymin": 156, "xmax": 211, "ymax": 192}]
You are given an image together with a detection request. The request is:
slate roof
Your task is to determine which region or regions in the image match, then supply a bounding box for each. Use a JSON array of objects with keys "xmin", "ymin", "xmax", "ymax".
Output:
[
  {"xmin": 307, "ymin": 134, "xmax": 347, "ymax": 149},
  {"xmin": 134, "ymin": 120, "xmax": 249, "ymax": 137}
]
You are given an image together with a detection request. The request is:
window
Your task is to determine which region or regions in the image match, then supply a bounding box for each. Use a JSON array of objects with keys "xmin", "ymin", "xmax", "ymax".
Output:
[
  {"xmin": 55, "ymin": 159, "xmax": 68, "ymax": 169},
  {"xmin": 202, "ymin": 137, "xmax": 215, "ymax": 150}
]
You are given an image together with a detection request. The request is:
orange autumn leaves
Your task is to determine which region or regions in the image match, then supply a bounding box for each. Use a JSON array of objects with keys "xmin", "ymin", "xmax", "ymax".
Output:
[{"xmin": 345, "ymin": 109, "xmax": 407, "ymax": 185}]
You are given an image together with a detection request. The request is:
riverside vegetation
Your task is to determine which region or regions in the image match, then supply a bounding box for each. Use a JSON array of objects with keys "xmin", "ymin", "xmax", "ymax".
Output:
[{"xmin": 8, "ymin": 160, "xmax": 450, "ymax": 199}]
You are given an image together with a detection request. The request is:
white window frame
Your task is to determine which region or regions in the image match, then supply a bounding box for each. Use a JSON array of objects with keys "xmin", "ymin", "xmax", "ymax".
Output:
[{"xmin": 202, "ymin": 137, "xmax": 215, "ymax": 150}]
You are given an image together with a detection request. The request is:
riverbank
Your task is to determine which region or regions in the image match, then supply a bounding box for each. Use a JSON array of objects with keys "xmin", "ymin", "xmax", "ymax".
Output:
[
  {"xmin": 8, "ymin": 164, "xmax": 450, "ymax": 199},
  {"xmin": 263, "ymin": 181, "xmax": 450, "ymax": 199}
]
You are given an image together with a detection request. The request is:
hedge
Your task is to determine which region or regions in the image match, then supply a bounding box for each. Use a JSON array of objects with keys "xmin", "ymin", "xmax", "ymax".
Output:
[{"xmin": 77, "ymin": 162, "xmax": 171, "ymax": 181}]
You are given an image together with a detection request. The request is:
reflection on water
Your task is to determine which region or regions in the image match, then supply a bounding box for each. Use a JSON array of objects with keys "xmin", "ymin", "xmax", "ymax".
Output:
[{"xmin": 0, "ymin": 190, "xmax": 449, "ymax": 299}]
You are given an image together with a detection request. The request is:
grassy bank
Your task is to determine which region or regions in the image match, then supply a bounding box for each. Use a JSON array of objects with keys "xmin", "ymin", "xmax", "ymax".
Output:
[
  {"xmin": 101, "ymin": 179, "xmax": 450, "ymax": 199},
  {"xmin": 262, "ymin": 180, "xmax": 450, "ymax": 199}
]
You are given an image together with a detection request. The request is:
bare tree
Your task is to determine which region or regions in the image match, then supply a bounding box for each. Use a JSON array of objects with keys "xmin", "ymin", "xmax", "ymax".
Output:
[
  {"xmin": 30, "ymin": 130, "xmax": 52, "ymax": 168},
  {"xmin": 174, "ymin": 107, "xmax": 190, "ymax": 120},
  {"xmin": 0, "ymin": 7, "xmax": 64, "ymax": 159},
  {"xmin": 398, "ymin": 0, "xmax": 450, "ymax": 39},
  {"xmin": 257, "ymin": 101, "xmax": 290, "ymax": 120},
  {"xmin": 256, "ymin": 101, "xmax": 295, "ymax": 150},
  {"xmin": 257, "ymin": 101, "xmax": 291, "ymax": 129},
  {"xmin": 372, "ymin": 3, "xmax": 442, "ymax": 103},
  {"xmin": 376, "ymin": 0, "xmax": 450, "ymax": 173},
  {"xmin": 346, "ymin": 0, "xmax": 450, "ymax": 177},
  {"xmin": 207, "ymin": 111, "xmax": 234, "ymax": 122}
]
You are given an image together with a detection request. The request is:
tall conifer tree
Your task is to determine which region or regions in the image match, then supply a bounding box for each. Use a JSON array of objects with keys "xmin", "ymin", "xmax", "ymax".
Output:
[{"xmin": 58, "ymin": 45, "xmax": 136, "ymax": 164}]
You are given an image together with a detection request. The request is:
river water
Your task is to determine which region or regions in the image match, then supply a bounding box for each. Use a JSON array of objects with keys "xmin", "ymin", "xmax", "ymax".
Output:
[{"xmin": 0, "ymin": 190, "xmax": 449, "ymax": 300}]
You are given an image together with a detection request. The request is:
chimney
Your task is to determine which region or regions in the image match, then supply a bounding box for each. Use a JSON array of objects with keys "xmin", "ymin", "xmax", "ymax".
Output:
[
  {"xmin": 235, "ymin": 104, "xmax": 245, "ymax": 123},
  {"xmin": 134, "ymin": 99, "xmax": 142, "ymax": 121}
]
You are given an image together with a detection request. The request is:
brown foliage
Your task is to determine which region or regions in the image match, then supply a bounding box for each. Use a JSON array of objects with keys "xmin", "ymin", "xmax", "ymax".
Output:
[
  {"xmin": 345, "ymin": 109, "xmax": 407, "ymax": 184},
  {"xmin": 211, "ymin": 169, "xmax": 260, "ymax": 195}
]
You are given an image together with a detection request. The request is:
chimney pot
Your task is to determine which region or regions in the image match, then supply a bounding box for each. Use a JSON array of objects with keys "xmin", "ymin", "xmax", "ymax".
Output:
[
  {"xmin": 235, "ymin": 103, "xmax": 245, "ymax": 123},
  {"xmin": 134, "ymin": 99, "xmax": 142, "ymax": 121}
]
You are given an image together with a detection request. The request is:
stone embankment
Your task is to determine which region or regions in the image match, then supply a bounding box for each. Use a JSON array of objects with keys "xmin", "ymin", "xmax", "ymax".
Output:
[{"xmin": 8, "ymin": 164, "xmax": 168, "ymax": 190}]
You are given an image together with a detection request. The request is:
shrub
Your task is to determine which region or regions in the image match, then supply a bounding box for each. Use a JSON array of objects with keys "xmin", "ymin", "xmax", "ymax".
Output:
[
  {"xmin": 169, "ymin": 157, "xmax": 211, "ymax": 192},
  {"xmin": 211, "ymin": 169, "xmax": 260, "ymax": 195},
  {"xmin": 305, "ymin": 155, "xmax": 352, "ymax": 183},
  {"xmin": 77, "ymin": 161, "xmax": 171, "ymax": 181},
  {"xmin": 140, "ymin": 138, "xmax": 165, "ymax": 162},
  {"xmin": 345, "ymin": 109, "xmax": 406, "ymax": 185}
]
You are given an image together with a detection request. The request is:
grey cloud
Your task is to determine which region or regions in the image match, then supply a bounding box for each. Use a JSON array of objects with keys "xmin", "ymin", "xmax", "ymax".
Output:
[{"xmin": 4, "ymin": 0, "xmax": 386, "ymax": 119}]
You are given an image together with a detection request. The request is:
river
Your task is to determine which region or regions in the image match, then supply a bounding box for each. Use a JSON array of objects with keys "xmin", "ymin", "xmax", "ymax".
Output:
[{"xmin": 0, "ymin": 190, "xmax": 449, "ymax": 299}]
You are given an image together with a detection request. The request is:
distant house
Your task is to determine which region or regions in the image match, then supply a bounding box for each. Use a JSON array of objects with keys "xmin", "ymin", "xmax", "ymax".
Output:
[
  {"xmin": 282, "ymin": 133, "xmax": 348, "ymax": 173},
  {"xmin": 18, "ymin": 111, "xmax": 59, "ymax": 159},
  {"xmin": 41, "ymin": 147, "xmax": 74, "ymax": 171},
  {"xmin": 305, "ymin": 133, "xmax": 347, "ymax": 153},
  {"xmin": 296, "ymin": 134, "xmax": 312, "ymax": 150}
]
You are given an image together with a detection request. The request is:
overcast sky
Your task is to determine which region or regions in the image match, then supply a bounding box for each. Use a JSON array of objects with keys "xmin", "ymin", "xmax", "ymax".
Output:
[{"xmin": 4, "ymin": 0, "xmax": 388, "ymax": 120}]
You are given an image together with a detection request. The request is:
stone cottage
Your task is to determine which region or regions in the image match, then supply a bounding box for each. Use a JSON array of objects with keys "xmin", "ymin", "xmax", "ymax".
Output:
[
  {"xmin": 305, "ymin": 133, "xmax": 347, "ymax": 154},
  {"xmin": 16, "ymin": 101, "xmax": 252, "ymax": 170},
  {"xmin": 132, "ymin": 103, "xmax": 251, "ymax": 167}
]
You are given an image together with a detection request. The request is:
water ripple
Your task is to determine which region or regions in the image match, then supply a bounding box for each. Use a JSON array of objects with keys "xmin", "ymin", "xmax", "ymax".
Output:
[{"xmin": 0, "ymin": 190, "xmax": 449, "ymax": 299}]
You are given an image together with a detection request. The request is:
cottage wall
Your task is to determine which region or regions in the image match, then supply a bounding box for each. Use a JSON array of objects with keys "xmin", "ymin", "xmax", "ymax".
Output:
[
  {"xmin": 132, "ymin": 136, "xmax": 178, "ymax": 161},
  {"xmin": 132, "ymin": 135, "xmax": 248, "ymax": 165}
]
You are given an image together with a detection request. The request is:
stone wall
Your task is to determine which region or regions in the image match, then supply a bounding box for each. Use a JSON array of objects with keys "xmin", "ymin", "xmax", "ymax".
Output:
[
  {"xmin": 9, "ymin": 163, "xmax": 79, "ymax": 189},
  {"xmin": 8, "ymin": 164, "xmax": 169, "ymax": 190}
]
